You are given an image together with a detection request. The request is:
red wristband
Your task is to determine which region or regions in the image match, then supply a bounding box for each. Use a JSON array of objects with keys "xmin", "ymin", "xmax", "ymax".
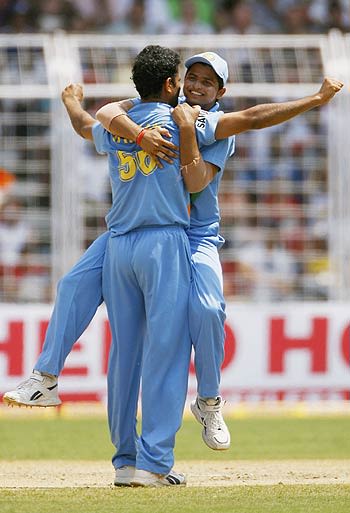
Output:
[{"xmin": 136, "ymin": 128, "xmax": 146, "ymax": 146}]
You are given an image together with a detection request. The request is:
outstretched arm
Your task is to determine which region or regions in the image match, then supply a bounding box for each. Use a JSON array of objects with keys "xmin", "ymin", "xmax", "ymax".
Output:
[
  {"xmin": 61, "ymin": 84, "xmax": 95, "ymax": 140},
  {"xmin": 215, "ymin": 77, "xmax": 343, "ymax": 139},
  {"xmin": 96, "ymin": 100, "xmax": 178, "ymax": 167}
]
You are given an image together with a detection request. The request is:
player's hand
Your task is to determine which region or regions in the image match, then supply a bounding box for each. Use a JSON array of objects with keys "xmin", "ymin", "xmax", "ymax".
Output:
[
  {"xmin": 171, "ymin": 103, "xmax": 201, "ymax": 129},
  {"xmin": 139, "ymin": 127, "xmax": 178, "ymax": 169},
  {"xmin": 316, "ymin": 77, "xmax": 344, "ymax": 104},
  {"xmin": 61, "ymin": 83, "xmax": 84, "ymax": 104}
]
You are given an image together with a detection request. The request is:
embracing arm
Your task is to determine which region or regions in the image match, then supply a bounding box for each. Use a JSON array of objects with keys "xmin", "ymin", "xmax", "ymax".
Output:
[
  {"xmin": 61, "ymin": 84, "xmax": 95, "ymax": 140},
  {"xmin": 215, "ymin": 77, "xmax": 343, "ymax": 140},
  {"xmin": 96, "ymin": 100, "xmax": 178, "ymax": 166},
  {"xmin": 172, "ymin": 103, "xmax": 218, "ymax": 193},
  {"xmin": 96, "ymin": 99, "xmax": 139, "ymax": 138}
]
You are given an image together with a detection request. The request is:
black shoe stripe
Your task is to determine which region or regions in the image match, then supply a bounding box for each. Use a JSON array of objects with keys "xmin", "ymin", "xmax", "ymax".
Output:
[
  {"xmin": 30, "ymin": 391, "xmax": 43, "ymax": 401},
  {"xmin": 47, "ymin": 384, "xmax": 58, "ymax": 391},
  {"xmin": 166, "ymin": 475, "xmax": 181, "ymax": 485}
]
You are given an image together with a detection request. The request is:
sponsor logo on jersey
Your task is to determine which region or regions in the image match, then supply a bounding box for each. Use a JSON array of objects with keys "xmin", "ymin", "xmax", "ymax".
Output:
[{"xmin": 195, "ymin": 110, "xmax": 208, "ymax": 130}]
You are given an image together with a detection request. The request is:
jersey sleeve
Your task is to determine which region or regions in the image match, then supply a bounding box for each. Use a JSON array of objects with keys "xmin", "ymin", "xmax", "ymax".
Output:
[
  {"xmin": 130, "ymin": 97, "xmax": 141, "ymax": 107},
  {"xmin": 200, "ymin": 136, "xmax": 235, "ymax": 172},
  {"xmin": 92, "ymin": 122, "xmax": 116, "ymax": 154},
  {"xmin": 195, "ymin": 110, "xmax": 223, "ymax": 146}
]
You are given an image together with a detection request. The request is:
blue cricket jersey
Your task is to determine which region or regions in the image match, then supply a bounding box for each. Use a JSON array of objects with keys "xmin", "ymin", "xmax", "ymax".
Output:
[
  {"xmin": 184, "ymin": 98, "xmax": 235, "ymax": 247},
  {"xmin": 93, "ymin": 101, "xmax": 222, "ymax": 235}
]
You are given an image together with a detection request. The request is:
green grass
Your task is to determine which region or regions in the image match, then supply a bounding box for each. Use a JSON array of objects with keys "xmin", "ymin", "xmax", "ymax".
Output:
[
  {"xmin": 2, "ymin": 416, "xmax": 350, "ymax": 513},
  {"xmin": 1, "ymin": 416, "xmax": 350, "ymax": 460},
  {"xmin": 1, "ymin": 486, "xmax": 350, "ymax": 513}
]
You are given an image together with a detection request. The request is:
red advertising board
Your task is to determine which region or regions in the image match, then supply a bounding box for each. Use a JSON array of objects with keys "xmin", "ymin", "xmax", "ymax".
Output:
[{"xmin": 1, "ymin": 303, "xmax": 350, "ymax": 402}]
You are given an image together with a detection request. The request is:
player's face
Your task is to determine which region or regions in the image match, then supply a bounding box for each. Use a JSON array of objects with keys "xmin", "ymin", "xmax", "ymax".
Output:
[{"xmin": 184, "ymin": 63, "xmax": 226, "ymax": 111}]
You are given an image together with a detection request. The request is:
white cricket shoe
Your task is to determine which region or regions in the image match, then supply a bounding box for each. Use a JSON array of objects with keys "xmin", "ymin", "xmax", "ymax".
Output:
[
  {"xmin": 130, "ymin": 469, "xmax": 186, "ymax": 487},
  {"xmin": 114, "ymin": 465, "xmax": 135, "ymax": 486},
  {"xmin": 190, "ymin": 396, "xmax": 230, "ymax": 450},
  {"xmin": 3, "ymin": 370, "xmax": 61, "ymax": 407}
]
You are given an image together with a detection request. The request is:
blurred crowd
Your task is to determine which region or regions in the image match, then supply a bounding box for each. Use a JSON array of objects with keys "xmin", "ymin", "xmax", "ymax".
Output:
[
  {"xmin": 0, "ymin": 0, "xmax": 349, "ymax": 35},
  {"xmin": 217, "ymin": 98, "xmax": 330, "ymax": 302},
  {"xmin": 0, "ymin": 96, "xmax": 331, "ymax": 303},
  {"xmin": 0, "ymin": 0, "xmax": 345, "ymax": 303}
]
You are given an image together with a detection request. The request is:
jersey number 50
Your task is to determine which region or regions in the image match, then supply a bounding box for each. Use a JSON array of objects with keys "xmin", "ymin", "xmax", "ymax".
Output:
[{"xmin": 117, "ymin": 150, "xmax": 157, "ymax": 182}]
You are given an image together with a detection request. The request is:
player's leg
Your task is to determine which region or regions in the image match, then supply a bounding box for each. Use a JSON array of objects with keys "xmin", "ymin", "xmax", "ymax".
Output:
[
  {"xmin": 132, "ymin": 227, "xmax": 192, "ymax": 483},
  {"xmin": 189, "ymin": 241, "xmax": 230, "ymax": 450},
  {"xmin": 190, "ymin": 242, "xmax": 225, "ymax": 397},
  {"xmin": 3, "ymin": 232, "xmax": 109, "ymax": 407},
  {"xmin": 102, "ymin": 234, "xmax": 144, "ymax": 484},
  {"xmin": 36, "ymin": 231, "xmax": 109, "ymax": 374}
]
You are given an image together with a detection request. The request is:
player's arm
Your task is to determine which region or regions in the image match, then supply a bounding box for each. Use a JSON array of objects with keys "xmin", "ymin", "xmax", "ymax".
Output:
[
  {"xmin": 215, "ymin": 77, "xmax": 344, "ymax": 139},
  {"xmin": 61, "ymin": 83, "xmax": 95, "ymax": 140},
  {"xmin": 96, "ymin": 100, "xmax": 178, "ymax": 167},
  {"xmin": 96, "ymin": 99, "xmax": 138, "ymax": 135},
  {"xmin": 172, "ymin": 103, "xmax": 218, "ymax": 193}
]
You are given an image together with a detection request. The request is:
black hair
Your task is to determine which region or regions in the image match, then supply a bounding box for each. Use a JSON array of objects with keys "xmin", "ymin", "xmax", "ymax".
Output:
[
  {"xmin": 216, "ymin": 75, "xmax": 224, "ymax": 90},
  {"xmin": 132, "ymin": 45, "xmax": 181, "ymax": 99}
]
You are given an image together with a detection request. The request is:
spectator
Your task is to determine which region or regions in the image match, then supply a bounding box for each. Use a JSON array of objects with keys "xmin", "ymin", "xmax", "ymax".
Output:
[
  {"xmin": 104, "ymin": 0, "xmax": 149, "ymax": 34},
  {"xmin": 309, "ymin": 0, "xmax": 350, "ymax": 32},
  {"xmin": 0, "ymin": 195, "xmax": 50, "ymax": 302},
  {"xmin": 275, "ymin": 114, "xmax": 315, "ymax": 183},
  {"xmin": 0, "ymin": 197, "xmax": 31, "ymax": 267},
  {"xmin": 279, "ymin": 0, "xmax": 312, "ymax": 34},
  {"xmin": 71, "ymin": 0, "xmax": 111, "ymax": 31},
  {"xmin": 1, "ymin": 0, "xmax": 38, "ymax": 33},
  {"xmin": 235, "ymin": 235, "xmax": 298, "ymax": 301},
  {"xmin": 0, "ymin": 168, "xmax": 15, "ymax": 208},
  {"xmin": 0, "ymin": 0, "xmax": 12, "ymax": 28},
  {"xmin": 37, "ymin": 0, "xmax": 80, "ymax": 33},
  {"xmin": 250, "ymin": 0, "xmax": 284, "ymax": 33},
  {"xmin": 0, "ymin": 197, "xmax": 32, "ymax": 300},
  {"xmin": 167, "ymin": 0, "xmax": 214, "ymax": 25},
  {"xmin": 101, "ymin": 0, "xmax": 171, "ymax": 34},
  {"xmin": 168, "ymin": 0, "xmax": 214, "ymax": 34},
  {"xmin": 144, "ymin": 0, "xmax": 172, "ymax": 33},
  {"xmin": 103, "ymin": 0, "xmax": 133, "ymax": 21},
  {"xmin": 303, "ymin": 232, "xmax": 330, "ymax": 300},
  {"xmin": 220, "ymin": 0, "xmax": 262, "ymax": 34}
]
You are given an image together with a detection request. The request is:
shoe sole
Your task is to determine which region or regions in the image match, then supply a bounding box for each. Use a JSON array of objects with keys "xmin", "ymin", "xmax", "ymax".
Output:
[
  {"xmin": 114, "ymin": 480, "xmax": 132, "ymax": 487},
  {"xmin": 201, "ymin": 430, "xmax": 230, "ymax": 451},
  {"xmin": 130, "ymin": 481, "xmax": 149, "ymax": 487},
  {"xmin": 3, "ymin": 396, "xmax": 61, "ymax": 408},
  {"xmin": 191, "ymin": 401, "xmax": 230, "ymax": 451},
  {"xmin": 130, "ymin": 480, "xmax": 186, "ymax": 488}
]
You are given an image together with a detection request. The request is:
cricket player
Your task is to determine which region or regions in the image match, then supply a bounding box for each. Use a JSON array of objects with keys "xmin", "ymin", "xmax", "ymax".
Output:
[
  {"xmin": 78, "ymin": 45, "xmax": 222, "ymax": 486},
  {"xmin": 4, "ymin": 48, "xmax": 343, "ymax": 485},
  {"xmin": 4, "ymin": 52, "xmax": 236, "ymax": 464},
  {"xmin": 96, "ymin": 52, "xmax": 236, "ymax": 458},
  {"xmin": 94, "ymin": 52, "xmax": 344, "ymax": 458}
]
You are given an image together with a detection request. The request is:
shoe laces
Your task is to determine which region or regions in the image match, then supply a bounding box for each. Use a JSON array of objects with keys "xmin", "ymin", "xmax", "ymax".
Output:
[
  {"xmin": 204, "ymin": 408, "xmax": 225, "ymax": 432},
  {"xmin": 17, "ymin": 376, "xmax": 40, "ymax": 390}
]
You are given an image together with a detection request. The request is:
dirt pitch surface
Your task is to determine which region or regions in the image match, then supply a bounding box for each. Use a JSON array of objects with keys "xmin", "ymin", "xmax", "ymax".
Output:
[{"xmin": 1, "ymin": 460, "xmax": 350, "ymax": 488}]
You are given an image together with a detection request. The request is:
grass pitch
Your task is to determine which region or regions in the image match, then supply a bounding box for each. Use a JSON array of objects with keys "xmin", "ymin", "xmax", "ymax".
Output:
[
  {"xmin": 1, "ymin": 486, "xmax": 350, "ymax": 513},
  {"xmin": 1, "ymin": 416, "xmax": 350, "ymax": 460},
  {"xmin": 1, "ymin": 414, "xmax": 350, "ymax": 512}
]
